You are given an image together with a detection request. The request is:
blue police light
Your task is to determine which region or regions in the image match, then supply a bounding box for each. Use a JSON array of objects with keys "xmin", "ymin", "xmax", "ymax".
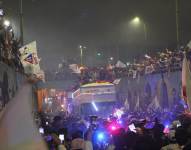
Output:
[
  {"xmin": 97, "ymin": 132, "xmax": 104, "ymax": 141},
  {"xmin": 163, "ymin": 120, "xmax": 170, "ymax": 128}
]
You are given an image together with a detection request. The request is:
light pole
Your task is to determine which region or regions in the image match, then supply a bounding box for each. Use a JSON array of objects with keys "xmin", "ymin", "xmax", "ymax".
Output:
[
  {"xmin": 79, "ymin": 45, "xmax": 86, "ymax": 66},
  {"xmin": 175, "ymin": 0, "xmax": 180, "ymax": 48},
  {"xmin": 143, "ymin": 23, "xmax": 147, "ymax": 41},
  {"xmin": 131, "ymin": 16, "xmax": 147, "ymax": 41},
  {"xmin": 20, "ymin": 0, "xmax": 24, "ymax": 46}
]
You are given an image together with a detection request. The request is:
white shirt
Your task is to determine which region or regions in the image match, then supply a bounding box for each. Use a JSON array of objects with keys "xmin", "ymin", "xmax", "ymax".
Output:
[
  {"xmin": 84, "ymin": 141, "xmax": 93, "ymax": 150},
  {"xmin": 161, "ymin": 144, "xmax": 182, "ymax": 150},
  {"xmin": 58, "ymin": 145, "xmax": 67, "ymax": 150}
]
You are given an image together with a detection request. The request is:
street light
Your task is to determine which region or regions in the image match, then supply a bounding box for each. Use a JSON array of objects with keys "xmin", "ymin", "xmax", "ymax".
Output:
[
  {"xmin": 79, "ymin": 45, "xmax": 86, "ymax": 66},
  {"xmin": 108, "ymin": 57, "xmax": 114, "ymax": 65},
  {"xmin": 110, "ymin": 57, "xmax": 114, "ymax": 61},
  {"xmin": 4, "ymin": 20, "xmax": 10, "ymax": 27},
  {"xmin": 131, "ymin": 16, "xmax": 147, "ymax": 41},
  {"xmin": 97, "ymin": 52, "xmax": 101, "ymax": 56},
  {"xmin": 132, "ymin": 17, "xmax": 140, "ymax": 25}
]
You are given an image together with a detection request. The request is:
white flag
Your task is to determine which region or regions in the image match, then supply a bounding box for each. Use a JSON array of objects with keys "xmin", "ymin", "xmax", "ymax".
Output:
[
  {"xmin": 69, "ymin": 64, "xmax": 81, "ymax": 74},
  {"xmin": 187, "ymin": 40, "xmax": 191, "ymax": 49},
  {"xmin": 116, "ymin": 60, "xmax": 126, "ymax": 68},
  {"xmin": 19, "ymin": 41, "xmax": 41, "ymax": 75},
  {"xmin": 113, "ymin": 78, "xmax": 121, "ymax": 85}
]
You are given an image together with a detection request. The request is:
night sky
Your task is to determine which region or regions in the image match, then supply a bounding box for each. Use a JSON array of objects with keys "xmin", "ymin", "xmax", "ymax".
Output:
[{"xmin": 2, "ymin": 0, "xmax": 191, "ymax": 69}]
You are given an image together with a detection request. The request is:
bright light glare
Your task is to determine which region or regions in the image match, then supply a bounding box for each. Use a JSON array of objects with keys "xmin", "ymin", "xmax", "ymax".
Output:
[
  {"xmin": 132, "ymin": 17, "xmax": 140, "ymax": 24},
  {"xmin": 97, "ymin": 53, "xmax": 101, "ymax": 56},
  {"xmin": 163, "ymin": 126, "xmax": 170, "ymax": 134},
  {"xmin": 111, "ymin": 126, "xmax": 116, "ymax": 131},
  {"xmin": 92, "ymin": 101, "xmax": 98, "ymax": 111},
  {"xmin": 97, "ymin": 133, "xmax": 104, "ymax": 140},
  {"xmin": 4, "ymin": 20, "xmax": 10, "ymax": 27}
]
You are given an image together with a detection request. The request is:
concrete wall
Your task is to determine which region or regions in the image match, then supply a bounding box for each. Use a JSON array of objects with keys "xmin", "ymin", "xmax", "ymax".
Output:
[
  {"xmin": 0, "ymin": 62, "xmax": 25, "ymax": 111},
  {"xmin": 116, "ymin": 71, "xmax": 182, "ymax": 111}
]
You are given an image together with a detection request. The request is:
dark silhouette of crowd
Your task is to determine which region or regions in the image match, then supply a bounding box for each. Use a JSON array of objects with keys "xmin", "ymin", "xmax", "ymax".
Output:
[{"xmin": 36, "ymin": 111, "xmax": 191, "ymax": 150}]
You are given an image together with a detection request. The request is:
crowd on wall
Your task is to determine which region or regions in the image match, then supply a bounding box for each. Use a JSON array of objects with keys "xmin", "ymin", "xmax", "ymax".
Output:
[
  {"xmin": 45, "ymin": 47, "xmax": 191, "ymax": 85},
  {"xmin": 80, "ymin": 48, "xmax": 184, "ymax": 81},
  {"xmin": 0, "ymin": 9, "xmax": 24, "ymax": 72}
]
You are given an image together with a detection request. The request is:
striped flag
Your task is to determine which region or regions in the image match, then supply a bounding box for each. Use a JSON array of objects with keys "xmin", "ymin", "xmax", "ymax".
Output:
[
  {"xmin": 0, "ymin": 83, "xmax": 47, "ymax": 150},
  {"xmin": 182, "ymin": 53, "xmax": 191, "ymax": 111}
]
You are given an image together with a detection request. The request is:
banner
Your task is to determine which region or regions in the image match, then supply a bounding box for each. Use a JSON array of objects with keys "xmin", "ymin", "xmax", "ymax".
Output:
[{"xmin": 19, "ymin": 41, "xmax": 41, "ymax": 75}]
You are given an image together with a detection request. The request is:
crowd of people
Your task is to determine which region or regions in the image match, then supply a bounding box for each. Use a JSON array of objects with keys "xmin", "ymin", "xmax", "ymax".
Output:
[
  {"xmin": 0, "ymin": 9, "xmax": 24, "ymax": 72},
  {"xmin": 80, "ymin": 48, "xmax": 184, "ymax": 83},
  {"xmin": 36, "ymin": 110, "xmax": 191, "ymax": 150},
  {"xmin": 40, "ymin": 46, "xmax": 191, "ymax": 149}
]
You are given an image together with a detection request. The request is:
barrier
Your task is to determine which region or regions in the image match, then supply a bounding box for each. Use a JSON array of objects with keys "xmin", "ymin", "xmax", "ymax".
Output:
[{"xmin": 0, "ymin": 62, "xmax": 25, "ymax": 112}]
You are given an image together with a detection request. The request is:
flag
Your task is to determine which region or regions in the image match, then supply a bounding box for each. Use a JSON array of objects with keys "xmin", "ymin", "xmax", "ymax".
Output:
[
  {"xmin": 58, "ymin": 63, "xmax": 63, "ymax": 69},
  {"xmin": 182, "ymin": 53, "xmax": 191, "ymax": 111},
  {"xmin": 115, "ymin": 60, "xmax": 126, "ymax": 68},
  {"xmin": 19, "ymin": 41, "xmax": 37, "ymax": 59},
  {"xmin": 187, "ymin": 40, "xmax": 191, "ymax": 49},
  {"xmin": 69, "ymin": 64, "xmax": 81, "ymax": 74},
  {"xmin": 113, "ymin": 78, "xmax": 121, "ymax": 85},
  {"xmin": 19, "ymin": 41, "xmax": 41, "ymax": 75},
  {"xmin": 0, "ymin": 83, "xmax": 47, "ymax": 150}
]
